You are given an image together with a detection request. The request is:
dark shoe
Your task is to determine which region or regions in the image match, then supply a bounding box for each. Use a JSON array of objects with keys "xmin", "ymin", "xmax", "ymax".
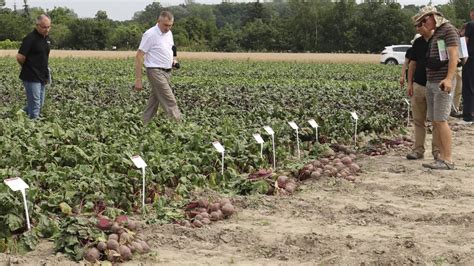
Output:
[
  {"xmin": 450, "ymin": 110, "xmax": 463, "ymax": 118},
  {"xmin": 406, "ymin": 152, "xmax": 424, "ymax": 160},
  {"xmin": 432, "ymin": 151, "xmax": 440, "ymax": 161},
  {"xmin": 422, "ymin": 160, "xmax": 455, "ymax": 170}
]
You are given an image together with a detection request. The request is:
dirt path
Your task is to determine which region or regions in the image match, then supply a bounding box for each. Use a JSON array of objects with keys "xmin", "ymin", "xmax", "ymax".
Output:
[
  {"xmin": 2, "ymin": 123, "xmax": 473, "ymax": 265},
  {"xmin": 139, "ymin": 124, "xmax": 473, "ymax": 265},
  {"xmin": 0, "ymin": 50, "xmax": 380, "ymax": 63}
]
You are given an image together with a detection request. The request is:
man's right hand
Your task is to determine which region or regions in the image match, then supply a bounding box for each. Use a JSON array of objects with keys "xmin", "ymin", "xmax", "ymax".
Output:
[
  {"xmin": 399, "ymin": 76, "xmax": 405, "ymax": 87},
  {"xmin": 407, "ymin": 84, "xmax": 413, "ymax": 97},
  {"xmin": 134, "ymin": 80, "xmax": 143, "ymax": 91}
]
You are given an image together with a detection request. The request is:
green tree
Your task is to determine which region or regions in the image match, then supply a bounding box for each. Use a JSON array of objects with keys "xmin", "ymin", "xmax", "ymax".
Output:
[
  {"xmin": 214, "ymin": 3, "xmax": 246, "ymax": 29},
  {"xmin": 240, "ymin": 19, "xmax": 277, "ymax": 51},
  {"xmin": 450, "ymin": 0, "xmax": 474, "ymax": 22},
  {"xmin": 353, "ymin": 3, "xmax": 411, "ymax": 53},
  {"xmin": 48, "ymin": 7, "xmax": 78, "ymax": 26},
  {"xmin": 109, "ymin": 24, "xmax": 143, "ymax": 50},
  {"xmin": 132, "ymin": 2, "xmax": 163, "ymax": 26},
  {"xmin": 0, "ymin": 12, "xmax": 31, "ymax": 41},
  {"xmin": 49, "ymin": 23, "xmax": 71, "ymax": 49},
  {"xmin": 211, "ymin": 24, "xmax": 239, "ymax": 52},
  {"xmin": 95, "ymin": 10, "xmax": 108, "ymax": 21},
  {"xmin": 287, "ymin": 0, "xmax": 330, "ymax": 52},
  {"xmin": 243, "ymin": 2, "xmax": 271, "ymax": 25},
  {"xmin": 66, "ymin": 19, "xmax": 111, "ymax": 50}
]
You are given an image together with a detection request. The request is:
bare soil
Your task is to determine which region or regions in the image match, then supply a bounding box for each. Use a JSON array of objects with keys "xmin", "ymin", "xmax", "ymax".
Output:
[
  {"xmin": 0, "ymin": 50, "xmax": 380, "ymax": 63},
  {"xmin": 1, "ymin": 123, "xmax": 473, "ymax": 265}
]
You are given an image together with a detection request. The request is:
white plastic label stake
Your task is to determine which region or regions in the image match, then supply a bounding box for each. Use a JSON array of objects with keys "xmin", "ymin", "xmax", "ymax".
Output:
[
  {"xmin": 253, "ymin": 133, "xmax": 264, "ymax": 144},
  {"xmin": 308, "ymin": 119, "xmax": 318, "ymax": 128},
  {"xmin": 263, "ymin": 126, "xmax": 274, "ymax": 135},
  {"xmin": 4, "ymin": 177, "xmax": 29, "ymax": 191},
  {"xmin": 253, "ymin": 134, "xmax": 264, "ymax": 159},
  {"xmin": 308, "ymin": 119, "xmax": 319, "ymax": 143},
  {"xmin": 212, "ymin": 141, "xmax": 225, "ymax": 153},
  {"xmin": 288, "ymin": 121, "xmax": 299, "ymax": 130},
  {"xmin": 288, "ymin": 121, "xmax": 301, "ymax": 159},
  {"xmin": 131, "ymin": 155, "xmax": 147, "ymax": 168},
  {"xmin": 263, "ymin": 126, "xmax": 276, "ymax": 169},
  {"xmin": 350, "ymin": 111, "xmax": 358, "ymax": 146},
  {"xmin": 4, "ymin": 177, "xmax": 31, "ymax": 230},
  {"xmin": 131, "ymin": 155, "xmax": 147, "ymax": 212},
  {"xmin": 212, "ymin": 141, "xmax": 225, "ymax": 175},
  {"xmin": 404, "ymin": 98, "xmax": 411, "ymax": 127},
  {"xmin": 350, "ymin": 111, "xmax": 359, "ymax": 120}
]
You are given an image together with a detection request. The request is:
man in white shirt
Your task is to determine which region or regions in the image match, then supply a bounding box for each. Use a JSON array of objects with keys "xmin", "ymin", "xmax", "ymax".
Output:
[{"xmin": 134, "ymin": 11, "xmax": 181, "ymax": 125}]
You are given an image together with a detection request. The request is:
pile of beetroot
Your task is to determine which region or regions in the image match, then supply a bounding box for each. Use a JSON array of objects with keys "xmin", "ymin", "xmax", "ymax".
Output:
[
  {"xmin": 179, "ymin": 198, "xmax": 236, "ymax": 228},
  {"xmin": 85, "ymin": 215, "xmax": 151, "ymax": 263},
  {"xmin": 298, "ymin": 153, "xmax": 360, "ymax": 182}
]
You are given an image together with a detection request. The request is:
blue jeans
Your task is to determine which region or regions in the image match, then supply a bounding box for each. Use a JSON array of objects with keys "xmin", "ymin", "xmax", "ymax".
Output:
[{"xmin": 23, "ymin": 81, "xmax": 46, "ymax": 119}]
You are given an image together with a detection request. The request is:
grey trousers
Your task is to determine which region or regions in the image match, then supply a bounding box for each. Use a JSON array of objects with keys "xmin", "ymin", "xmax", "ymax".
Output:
[{"xmin": 143, "ymin": 69, "xmax": 181, "ymax": 125}]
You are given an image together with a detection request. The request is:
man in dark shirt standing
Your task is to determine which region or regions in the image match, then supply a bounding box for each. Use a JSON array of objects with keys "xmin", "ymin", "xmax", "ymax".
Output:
[
  {"xmin": 461, "ymin": 20, "xmax": 474, "ymax": 123},
  {"xmin": 406, "ymin": 24, "xmax": 440, "ymax": 161},
  {"xmin": 16, "ymin": 14, "xmax": 51, "ymax": 119}
]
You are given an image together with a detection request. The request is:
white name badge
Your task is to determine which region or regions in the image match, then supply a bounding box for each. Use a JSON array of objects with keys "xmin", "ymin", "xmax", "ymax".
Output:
[
  {"xmin": 212, "ymin": 141, "xmax": 225, "ymax": 153},
  {"xmin": 4, "ymin": 177, "xmax": 29, "ymax": 192},
  {"xmin": 350, "ymin": 111, "xmax": 359, "ymax": 120},
  {"xmin": 131, "ymin": 155, "xmax": 147, "ymax": 168},
  {"xmin": 308, "ymin": 119, "xmax": 318, "ymax": 128},
  {"xmin": 263, "ymin": 126, "xmax": 274, "ymax": 135},
  {"xmin": 253, "ymin": 134, "xmax": 264, "ymax": 144},
  {"xmin": 288, "ymin": 121, "xmax": 298, "ymax": 130}
]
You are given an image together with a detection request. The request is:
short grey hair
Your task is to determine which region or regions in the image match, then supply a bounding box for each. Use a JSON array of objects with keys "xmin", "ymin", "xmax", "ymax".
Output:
[
  {"xmin": 159, "ymin": 11, "xmax": 174, "ymax": 21},
  {"xmin": 36, "ymin": 14, "xmax": 51, "ymax": 24}
]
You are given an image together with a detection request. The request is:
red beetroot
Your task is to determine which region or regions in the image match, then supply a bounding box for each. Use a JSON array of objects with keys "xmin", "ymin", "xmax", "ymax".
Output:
[{"xmin": 97, "ymin": 217, "xmax": 112, "ymax": 231}]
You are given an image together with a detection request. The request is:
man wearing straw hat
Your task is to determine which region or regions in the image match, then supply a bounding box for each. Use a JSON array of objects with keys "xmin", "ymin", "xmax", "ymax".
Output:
[{"xmin": 412, "ymin": 6, "xmax": 459, "ymax": 170}]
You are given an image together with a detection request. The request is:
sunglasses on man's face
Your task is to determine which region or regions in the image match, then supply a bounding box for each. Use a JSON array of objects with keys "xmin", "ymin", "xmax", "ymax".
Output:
[
  {"xmin": 416, "ymin": 15, "xmax": 432, "ymax": 27},
  {"xmin": 37, "ymin": 24, "xmax": 51, "ymax": 29}
]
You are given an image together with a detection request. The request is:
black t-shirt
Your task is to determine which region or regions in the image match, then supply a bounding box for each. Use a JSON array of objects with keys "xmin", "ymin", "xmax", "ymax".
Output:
[
  {"xmin": 404, "ymin": 47, "xmax": 412, "ymax": 79},
  {"xmin": 465, "ymin": 21, "xmax": 474, "ymax": 56},
  {"xmin": 408, "ymin": 37, "xmax": 428, "ymax": 86},
  {"xmin": 18, "ymin": 29, "xmax": 51, "ymax": 83},
  {"xmin": 405, "ymin": 48, "xmax": 412, "ymax": 61}
]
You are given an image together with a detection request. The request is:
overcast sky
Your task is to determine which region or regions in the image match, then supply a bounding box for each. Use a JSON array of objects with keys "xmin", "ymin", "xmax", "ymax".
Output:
[{"xmin": 5, "ymin": 0, "xmax": 449, "ymax": 21}]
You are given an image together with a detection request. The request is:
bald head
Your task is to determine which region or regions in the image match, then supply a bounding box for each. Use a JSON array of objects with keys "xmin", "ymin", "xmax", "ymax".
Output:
[{"xmin": 35, "ymin": 14, "xmax": 51, "ymax": 37}]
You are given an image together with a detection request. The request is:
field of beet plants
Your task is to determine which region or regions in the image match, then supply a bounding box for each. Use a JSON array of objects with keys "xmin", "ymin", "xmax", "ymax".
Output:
[{"xmin": 0, "ymin": 57, "xmax": 405, "ymax": 261}]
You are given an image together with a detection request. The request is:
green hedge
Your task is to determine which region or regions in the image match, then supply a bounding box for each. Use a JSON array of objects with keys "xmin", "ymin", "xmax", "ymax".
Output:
[{"xmin": 0, "ymin": 39, "xmax": 20, "ymax": 49}]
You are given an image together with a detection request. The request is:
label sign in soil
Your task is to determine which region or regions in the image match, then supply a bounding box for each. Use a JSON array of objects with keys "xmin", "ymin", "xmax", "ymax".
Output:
[
  {"xmin": 131, "ymin": 155, "xmax": 147, "ymax": 169},
  {"xmin": 212, "ymin": 141, "xmax": 225, "ymax": 153},
  {"xmin": 253, "ymin": 133, "xmax": 264, "ymax": 144},
  {"xmin": 4, "ymin": 177, "xmax": 29, "ymax": 191},
  {"xmin": 288, "ymin": 121, "xmax": 299, "ymax": 130},
  {"xmin": 263, "ymin": 126, "xmax": 274, "ymax": 135},
  {"xmin": 308, "ymin": 119, "xmax": 318, "ymax": 129},
  {"xmin": 4, "ymin": 177, "xmax": 31, "ymax": 230}
]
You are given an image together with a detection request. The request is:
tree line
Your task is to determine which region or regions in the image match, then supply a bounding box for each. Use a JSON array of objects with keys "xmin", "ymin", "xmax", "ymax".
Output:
[{"xmin": 0, "ymin": 0, "xmax": 472, "ymax": 53}]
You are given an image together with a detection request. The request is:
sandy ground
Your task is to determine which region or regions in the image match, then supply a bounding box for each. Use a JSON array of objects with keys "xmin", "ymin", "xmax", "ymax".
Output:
[
  {"xmin": 0, "ymin": 50, "xmax": 380, "ymax": 63},
  {"xmin": 1, "ymin": 122, "xmax": 473, "ymax": 265}
]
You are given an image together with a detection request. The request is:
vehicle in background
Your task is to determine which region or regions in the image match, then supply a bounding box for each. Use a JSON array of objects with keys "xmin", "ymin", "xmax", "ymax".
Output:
[{"xmin": 380, "ymin": 45, "xmax": 411, "ymax": 65}]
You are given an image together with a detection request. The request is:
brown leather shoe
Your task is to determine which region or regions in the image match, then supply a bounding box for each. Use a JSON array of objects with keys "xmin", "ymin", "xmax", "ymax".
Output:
[{"xmin": 406, "ymin": 152, "xmax": 424, "ymax": 160}]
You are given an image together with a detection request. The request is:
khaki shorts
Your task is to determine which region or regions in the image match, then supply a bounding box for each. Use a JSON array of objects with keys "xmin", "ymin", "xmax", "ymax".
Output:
[{"xmin": 426, "ymin": 80, "xmax": 455, "ymax": 122}]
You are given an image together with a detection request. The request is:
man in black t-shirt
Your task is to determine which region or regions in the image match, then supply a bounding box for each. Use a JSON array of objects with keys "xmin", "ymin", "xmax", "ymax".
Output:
[
  {"xmin": 461, "ymin": 21, "xmax": 474, "ymax": 123},
  {"xmin": 405, "ymin": 22, "xmax": 440, "ymax": 160},
  {"xmin": 16, "ymin": 14, "xmax": 51, "ymax": 119}
]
